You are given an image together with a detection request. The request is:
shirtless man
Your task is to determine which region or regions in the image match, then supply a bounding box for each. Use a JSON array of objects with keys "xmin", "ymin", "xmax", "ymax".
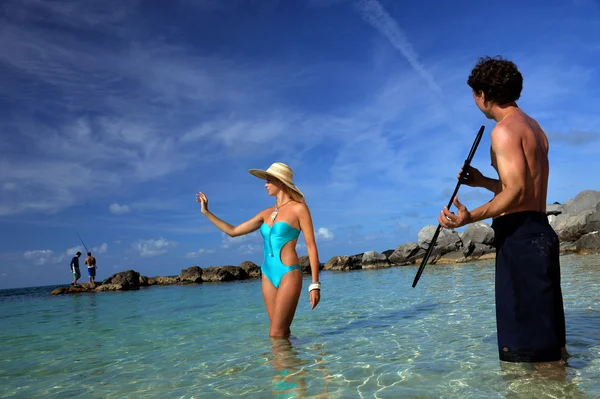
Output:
[
  {"xmin": 84, "ymin": 252, "xmax": 97, "ymax": 287},
  {"xmin": 438, "ymin": 56, "xmax": 566, "ymax": 363}
]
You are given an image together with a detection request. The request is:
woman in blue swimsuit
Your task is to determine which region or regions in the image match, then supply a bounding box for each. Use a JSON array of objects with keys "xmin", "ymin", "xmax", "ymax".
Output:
[{"xmin": 196, "ymin": 162, "xmax": 321, "ymax": 338}]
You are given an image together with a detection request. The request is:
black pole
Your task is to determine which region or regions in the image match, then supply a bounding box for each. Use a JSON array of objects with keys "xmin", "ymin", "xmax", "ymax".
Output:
[
  {"xmin": 76, "ymin": 232, "xmax": 90, "ymax": 254},
  {"xmin": 412, "ymin": 125, "xmax": 485, "ymax": 288}
]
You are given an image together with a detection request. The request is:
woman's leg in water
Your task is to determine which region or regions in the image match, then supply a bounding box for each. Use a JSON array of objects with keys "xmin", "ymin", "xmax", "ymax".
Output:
[
  {"xmin": 262, "ymin": 275, "xmax": 277, "ymax": 323},
  {"xmin": 269, "ymin": 269, "xmax": 302, "ymax": 338}
]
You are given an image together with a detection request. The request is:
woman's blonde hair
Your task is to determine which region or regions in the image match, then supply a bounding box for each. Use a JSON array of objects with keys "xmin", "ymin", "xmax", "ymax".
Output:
[{"xmin": 280, "ymin": 181, "xmax": 305, "ymax": 203}]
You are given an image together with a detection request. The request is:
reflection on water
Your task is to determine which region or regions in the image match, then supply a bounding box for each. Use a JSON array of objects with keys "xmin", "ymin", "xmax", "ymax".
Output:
[
  {"xmin": 499, "ymin": 360, "xmax": 587, "ymax": 398},
  {"xmin": 269, "ymin": 338, "xmax": 332, "ymax": 398}
]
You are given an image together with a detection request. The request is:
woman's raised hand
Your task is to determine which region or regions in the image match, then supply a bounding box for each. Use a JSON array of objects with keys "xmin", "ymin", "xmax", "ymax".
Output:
[{"xmin": 196, "ymin": 192, "xmax": 209, "ymax": 214}]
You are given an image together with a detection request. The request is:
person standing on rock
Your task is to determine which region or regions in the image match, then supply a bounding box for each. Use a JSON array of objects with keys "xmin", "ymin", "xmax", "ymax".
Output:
[
  {"xmin": 70, "ymin": 251, "xmax": 82, "ymax": 286},
  {"xmin": 196, "ymin": 162, "xmax": 321, "ymax": 338},
  {"xmin": 85, "ymin": 252, "xmax": 97, "ymax": 287},
  {"xmin": 438, "ymin": 56, "xmax": 567, "ymax": 363}
]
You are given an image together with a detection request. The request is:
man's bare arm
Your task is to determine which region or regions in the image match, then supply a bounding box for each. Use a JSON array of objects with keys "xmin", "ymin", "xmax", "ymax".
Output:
[
  {"xmin": 468, "ymin": 126, "xmax": 527, "ymax": 221},
  {"xmin": 479, "ymin": 176, "xmax": 501, "ymax": 194}
]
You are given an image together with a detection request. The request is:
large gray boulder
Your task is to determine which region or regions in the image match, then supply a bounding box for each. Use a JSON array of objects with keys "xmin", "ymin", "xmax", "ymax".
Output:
[
  {"xmin": 418, "ymin": 225, "xmax": 440, "ymax": 247},
  {"xmin": 180, "ymin": 266, "xmax": 203, "ymax": 284},
  {"xmin": 562, "ymin": 190, "xmax": 600, "ymax": 216},
  {"xmin": 554, "ymin": 209, "xmax": 595, "ymax": 242},
  {"xmin": 461, "ymin": 222, "xmax": 495, "ymax": 247},
  {"xmin": 361, "ymin": 250, "xmax": 390, "ymax": 269},
  {"xmin": 418, "ymin": 225, "xmax": 462, "ymax": 259},
  {"xmin": 548, "ymin": 214, "xmax": 563, "ymax": 230},
  {"xmin": 388, "ymin": 242, "xmax": 420, "ymax": 265}
]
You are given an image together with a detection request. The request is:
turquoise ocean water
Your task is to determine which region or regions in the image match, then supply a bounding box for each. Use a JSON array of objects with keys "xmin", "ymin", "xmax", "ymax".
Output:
[{"xmin": 1, "ymin": 253, "xmax": 599, "ymax": 398}]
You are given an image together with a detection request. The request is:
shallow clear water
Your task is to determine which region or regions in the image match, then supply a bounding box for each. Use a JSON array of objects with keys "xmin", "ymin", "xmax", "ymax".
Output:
[{"xmin": 1, "ymin": 253, "xmax": 599, "ymax": 398}]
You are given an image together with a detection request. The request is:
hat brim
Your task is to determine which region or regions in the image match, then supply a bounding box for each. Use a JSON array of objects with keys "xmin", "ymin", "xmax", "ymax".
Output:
[
  {"xmin": 248, "ymin": 169, "xmax": 270, "ymax": 180},
  {"xmin": 248, "ymin": 168, "xmax": 304, "ymax": 199}
]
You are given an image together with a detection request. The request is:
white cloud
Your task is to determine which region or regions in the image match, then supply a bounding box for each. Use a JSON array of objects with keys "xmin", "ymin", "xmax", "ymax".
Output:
[
  {"xmin": 23, "ymin": 250, "xmax": 65, "ymax": 266},
  {"xmin": 185, "ymin": 248, "xmax": 216, "ymax": 258},
  {"xmin": 238, "ymin": 244, "xmax": 262, "ymax": 255},
  {"xmin": 316, "ymin": 227, "xmax": 334, "ymax": 241},
  {"xmin": 132, "ymin": 238, "xmax": 177, "ymax": 257},
  {"xmin": 221, "ymin": 231, "xmax": 262, "ymax": 249},
  {"xmin": 109, "ymin": 203, "xmax": 131, "ymax": 215},
  {"xmin": 92, "ymin": 243, "xmax": 108, "ymax": 254},
  {"xmin": 66, "ymin": 246, "xmax": 83, "ymax": 256}
]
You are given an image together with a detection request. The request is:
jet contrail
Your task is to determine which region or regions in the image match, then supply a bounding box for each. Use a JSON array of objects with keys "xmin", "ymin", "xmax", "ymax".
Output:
[{"xmin": 356, "ymin": 0, "xmax": 442, "ymax": 94}]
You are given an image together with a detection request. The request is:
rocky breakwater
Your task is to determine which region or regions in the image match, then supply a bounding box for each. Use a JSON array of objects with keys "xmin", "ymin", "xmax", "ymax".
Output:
[
  {"xmin": 323, "ymin": 221, "xmax": 496, "ymax": 271},
  {"xmin": 50, "ymin": 262, "xmax": 264, "ymax": 295},
  {"xmin": 323, "ymin": 189, "xmax": 600, "ymax": 272},
  {"xmin": 49, "ymin": 259, "xmax": 323, "ymax": 295}
]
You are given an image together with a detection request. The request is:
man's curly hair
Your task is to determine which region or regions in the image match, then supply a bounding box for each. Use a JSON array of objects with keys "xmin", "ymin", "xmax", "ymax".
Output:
[{"xmin": 467, "ymin": 56, "xmax": 523, "ymax": 105}]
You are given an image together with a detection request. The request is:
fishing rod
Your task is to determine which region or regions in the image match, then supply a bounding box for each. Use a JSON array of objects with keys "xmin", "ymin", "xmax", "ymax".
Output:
[
  {"xmin": 76, "ymin": 232, "xmax": 90, "ymax": 253},
  {"xmin": 412, "ymin": 125, "xmax": 485, "ymax": 288}
]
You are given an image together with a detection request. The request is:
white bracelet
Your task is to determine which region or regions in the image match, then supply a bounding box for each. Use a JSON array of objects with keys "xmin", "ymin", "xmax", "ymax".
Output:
[{"xmin": 308, "ymin": 282, "xmax": 321, "ymax": 292}]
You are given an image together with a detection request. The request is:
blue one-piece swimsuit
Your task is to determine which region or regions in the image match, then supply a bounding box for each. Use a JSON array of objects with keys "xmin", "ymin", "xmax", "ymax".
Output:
[{"xmin": 260, "ymin": 221, "xmax": 301, "ymax": 288}]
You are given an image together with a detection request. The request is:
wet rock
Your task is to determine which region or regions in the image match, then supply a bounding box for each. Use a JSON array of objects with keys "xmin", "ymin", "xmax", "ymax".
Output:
[
  {"xmin": 149, "ymin": 276, "xmax": 180, "ymax": 285},
  {"xmin": 180, "ymin": 266, "xmax": 203, "ymax": 284},
  {"xmin": 575, "ymin": 232, "xmax": 600, "ymax": 254},
  {"xmin": 388, "ymin": 242, "xmax": 420, "ymax": 266},
  {"xmin": 202, "ymin": 266, "xmax": 248, "ymax": 282},
  {"xmin": 50, "ymin": 286, "xmax": 92, "ymax": 295},
  {"xmin": 102, "ymin": 270, "xmax": 140, "ymax": 289},
  {"xmin": 240, "ymin": 261, "xmax": 262, "ymax": 278},
  {"xmin": 323, "ymin": 255, "xmax": 362, "ymax": 271},
  {"xmin": 298, "ymin": 256, "xmax": 311, "ymax": 275},
  {"xmin": 435, "ymin": 251, "xmax": 467, "ymax": 264},
  {"xmin": 407, "ymin": 248, "xmax": 428, "ymax": 264},
  {"xmin": 559, "ymin": 242, "xmax": 577, "ymax": 254},
  {"xmin": 463, "ymin": 242, "xmax": 495, "ymax": 261},
  {"xmin": 95, "ymin": 284, "xmax": 125, "ymax": 292},
  {"xmin": 361, "ymin": 250, "xmax": 390, "ymax": 269}
]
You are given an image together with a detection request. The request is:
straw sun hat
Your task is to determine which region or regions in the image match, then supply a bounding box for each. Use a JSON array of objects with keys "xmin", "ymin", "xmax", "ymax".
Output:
[{"xmin": 248, "ymin": 162, "xmax": 305, "ymax": 200}]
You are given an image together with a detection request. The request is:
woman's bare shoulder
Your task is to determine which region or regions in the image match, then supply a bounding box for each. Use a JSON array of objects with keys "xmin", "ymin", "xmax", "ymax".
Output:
[{"xmin": 291, "ymin": 201, "xmax": 310, "ymax": 215}]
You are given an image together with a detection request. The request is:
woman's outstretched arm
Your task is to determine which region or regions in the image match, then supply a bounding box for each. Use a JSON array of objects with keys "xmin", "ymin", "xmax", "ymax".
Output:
[{"xmin": 197, "ymin": 192, "xmax": 264, "ymax": 237}]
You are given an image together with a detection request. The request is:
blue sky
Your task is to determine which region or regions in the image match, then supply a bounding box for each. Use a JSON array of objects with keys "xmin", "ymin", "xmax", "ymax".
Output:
[{"xmin": 1, "ymin": 0, "xmax": 599, "ymax": 289}]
